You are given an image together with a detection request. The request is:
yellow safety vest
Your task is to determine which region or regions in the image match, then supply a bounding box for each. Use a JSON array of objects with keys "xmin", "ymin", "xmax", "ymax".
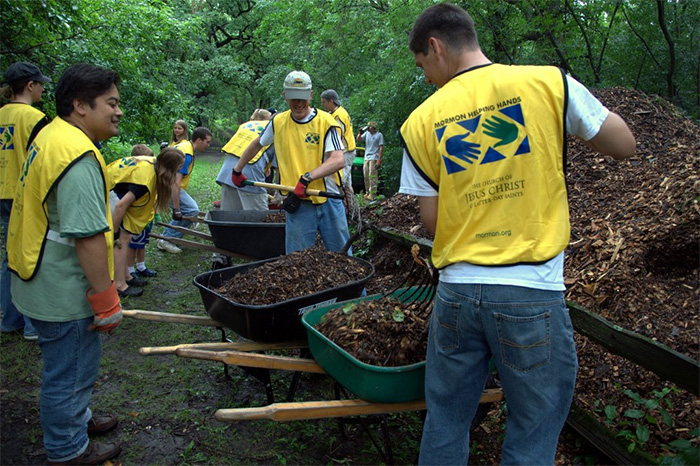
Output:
[
  {"xmin": 8, "ymin": 117, "xmax": 114, "ymax": 280},
  {"xmin": 221, "ymin": 120, "xmax": 269, "ymax": 163},
  {"xmin": 172, "ymin": 140, "xmax": 194, "ymax": 189},
  {"xmin": 107, "ymin": 155, "xmax": 157, "ymax": 234},
  {"xmin": 330, "ymin": 106, "xmax": 356, "ymax": 152},
  {"xmin": 0, "ymin": 103, "xmax": 47, "ymax": 199},
  {"xmin": 272, "ymin": 110, "xmax": 342, "ymax": 205},
  {"xmin": 401, "ymin": 64, "xmax": 568, "ymax": 268}
]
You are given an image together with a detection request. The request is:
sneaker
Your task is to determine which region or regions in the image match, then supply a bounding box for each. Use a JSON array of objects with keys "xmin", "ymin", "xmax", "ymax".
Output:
[
  {"xmin": 126, "ymin": 276, "xmax": 147, "ymax": 287},
  {"xmin": 135, "ymin": 267, "xmax": 157, "ymax": 277},
  {"xmin": 117, "ymin": 286, "xmax": 143, "ymax": 297},
  {"xmin": 157, "ymin": 239, "xmax": 181, "ymax": 254},
  {"xmin": 23, "ymin": 333, "xmax": 38, "ymax": 341}
]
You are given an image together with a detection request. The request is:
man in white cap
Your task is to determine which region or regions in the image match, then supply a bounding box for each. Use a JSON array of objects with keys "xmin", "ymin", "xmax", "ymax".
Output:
[
  {"xmin": 231, "ymin": 70, "xmax": 351, "ymax": 254},
  {"xmin": 320, "ymin": 89, "xmax": 357, "ymax": 202}
]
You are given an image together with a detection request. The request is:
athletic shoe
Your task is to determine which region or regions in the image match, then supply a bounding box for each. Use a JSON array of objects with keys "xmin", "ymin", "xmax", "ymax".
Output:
[
  {"xmin": 126, "ymin": 276, "xmax": 147, "ymax": 287},
  {"xmin": 157, "ymin": 239, "xmax": 181, "ymax": 254},
  {"xmin": 23, "ymin": 333, "xmax": 38, "ymax": 341},
  {"xmin": 117, "ymin": 286, "xmax": 143, "ymax": 297},
  {"xmin": 135, "ymin": 267, "xmax": 157, "ymax": 277}
]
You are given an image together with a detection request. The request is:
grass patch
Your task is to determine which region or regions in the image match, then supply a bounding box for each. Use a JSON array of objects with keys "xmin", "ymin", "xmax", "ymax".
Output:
[{"xmin": 1, "ymin": 151, "xmax": 427, "ymax": 464}]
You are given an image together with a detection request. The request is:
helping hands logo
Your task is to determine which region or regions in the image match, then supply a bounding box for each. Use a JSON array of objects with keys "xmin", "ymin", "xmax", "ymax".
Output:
[
  {"xmin": 438, "ymin": 102, "xmax": 530, "ymax": 175},
  {"xmin": 304, "ymin": 132, "xmax": 320, "ymax": 145},
  {"xmin": 0, "ymin": 126, "xmax": 15, "ymax": 151}
]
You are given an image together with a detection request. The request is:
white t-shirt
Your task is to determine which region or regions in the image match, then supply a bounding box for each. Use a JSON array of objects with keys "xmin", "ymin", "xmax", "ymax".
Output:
[{"xmin": 399, "ymin": 75, "xmax": 609, "ymax": 290}]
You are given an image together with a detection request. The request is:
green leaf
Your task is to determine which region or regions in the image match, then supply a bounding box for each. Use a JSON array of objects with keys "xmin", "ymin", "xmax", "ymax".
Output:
[
  {"xmin": 604, "ymin": 405, "xmax": 616, "ymax": 421},
  {"xmin": 624, "ymin": 409, "xmax": 644, "ymax": 419},
  {"xmin": 342, "ymin": 303, "xmax": 356, "ymax": 314},
  {"xmin": 392, "ymin": 309, "xmax": 405, "ymax": 322},
  {"xmin": 635, "ymin": 425, "xmax": 649, "ymax": 444},
  {"xmin": 660, "ymin": 408, "xmax": 673, "ymax": 427}
]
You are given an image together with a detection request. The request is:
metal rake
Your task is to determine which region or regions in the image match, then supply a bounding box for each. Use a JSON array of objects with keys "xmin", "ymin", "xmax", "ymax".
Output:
[{"xmin": 383, "ymin": 244, "xmax": 437, "ymax": 317}]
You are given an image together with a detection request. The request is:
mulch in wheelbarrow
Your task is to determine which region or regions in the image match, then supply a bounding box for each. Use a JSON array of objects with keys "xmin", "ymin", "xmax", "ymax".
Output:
[
  {"xmin": 212, "ymin": 245, "xmax": 372, "ymax": 305},
  {"xmin": 315, "ymin": 296, "xmax": 429, "ymax": 367}
]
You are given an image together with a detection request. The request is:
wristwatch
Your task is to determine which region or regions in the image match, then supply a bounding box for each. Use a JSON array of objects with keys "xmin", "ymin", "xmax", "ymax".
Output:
[{"xmin": 302, "ymin": 172, "xmax": 313, "ymax": 182}]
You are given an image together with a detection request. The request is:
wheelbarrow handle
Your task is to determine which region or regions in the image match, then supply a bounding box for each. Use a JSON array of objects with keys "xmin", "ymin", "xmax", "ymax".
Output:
[{"xmin": 242, "ymin": 180, "xmax": 344, "ymax": 200}]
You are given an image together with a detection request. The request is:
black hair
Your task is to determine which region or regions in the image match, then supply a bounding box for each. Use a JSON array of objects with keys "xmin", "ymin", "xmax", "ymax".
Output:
[
  {"xmin": 191, "ymin": 126, "xmax": 212, "ymax": 142},
  {"xmin": 55, "ymin": 63, "xmax": 120, "ymax": 117},
  {"xmin": 408, "ymin": 3, "xmax": 479, "ymax": 55}
]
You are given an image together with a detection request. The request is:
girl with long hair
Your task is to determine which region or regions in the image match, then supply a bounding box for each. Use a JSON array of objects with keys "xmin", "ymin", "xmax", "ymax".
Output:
[
  {"xmin": 107, "ymin": 147, "xmax": 184, "ymax": 296},
  {"xmin": 169, "ymin": 119, "xmax": 189, "ymax": 146}
]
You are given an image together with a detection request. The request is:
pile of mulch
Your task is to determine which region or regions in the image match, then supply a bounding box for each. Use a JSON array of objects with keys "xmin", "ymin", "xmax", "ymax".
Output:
[
  {"xmin": 315, "ymin": 296, "xmax": 429, "ymax": 367},
  {"xmin": 361, "ymin": 194, "xmax": 432, "ymax": 239},
  {"xmin": 357, "ymin": 86, "xmax": 699, "ymax": 460},
  {"xmin": 213, "ymin": 245, "xmax": 372, "ymax": 305},
  {"xmin": 262, "ymin": 211, "xmax": 286, "ymax": 223}
]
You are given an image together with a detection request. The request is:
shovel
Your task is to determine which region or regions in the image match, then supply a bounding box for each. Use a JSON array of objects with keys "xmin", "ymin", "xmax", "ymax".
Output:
[{"xmin": 242, "ymin": 180, "xmax": 344, "ymax": 199}]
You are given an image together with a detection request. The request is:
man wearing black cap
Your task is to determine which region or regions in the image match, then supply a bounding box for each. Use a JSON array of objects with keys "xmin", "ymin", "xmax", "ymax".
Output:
[
  {"xmin": 0, "ymin": 61, "xmax": 51, "ymax": 340},
  {"xmin": 321, "ymin": 89, "xmax": 357, "ymax": 200}
]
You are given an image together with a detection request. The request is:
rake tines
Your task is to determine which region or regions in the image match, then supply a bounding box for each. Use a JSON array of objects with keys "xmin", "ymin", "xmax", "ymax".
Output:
[{"xmin": 384, "ymin": 244, "xmax": 437, "ymax": 317}]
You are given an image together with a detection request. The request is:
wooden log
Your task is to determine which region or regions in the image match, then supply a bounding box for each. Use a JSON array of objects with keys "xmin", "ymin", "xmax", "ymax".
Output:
[
  {"xmin": 566, "ymin": 403, "xmax": 658, "ymax": 465},
  {"xmin": 567, "ymin": 302, "xmax": 699, "ymax": 396}
]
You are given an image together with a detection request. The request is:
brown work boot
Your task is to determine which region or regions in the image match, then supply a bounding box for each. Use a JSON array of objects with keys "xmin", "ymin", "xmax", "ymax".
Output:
[
  {"xmin": 48, "ymin": 441, "xmax": 121, "ymax": 465},
  {"xmin": 87, "ymin": 414, "xmax": 118, "ymax": 435}
]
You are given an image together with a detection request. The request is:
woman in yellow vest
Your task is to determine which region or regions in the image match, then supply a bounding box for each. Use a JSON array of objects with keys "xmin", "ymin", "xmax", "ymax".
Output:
[
  {"xmin": 108, "ymin": 147, "xmax": 184, "ymax": 297},
  {"xmin": 217, "ymin": 108, "xmax": 274, "ymax": 210},
  {"xmin": 0, "ymin": 62, "xmax": 50, "ymax": 339},
  {"xmin": 169, "ymin": 119, "xmax": 188, "ymax": 146}
]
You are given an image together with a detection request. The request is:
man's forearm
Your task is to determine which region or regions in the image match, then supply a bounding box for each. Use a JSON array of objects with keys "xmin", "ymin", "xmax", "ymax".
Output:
[
  {"xmin": 234, "ymin": 137, "xmax": 262, "ymax": 172},
  {"xmin": 76, "ymin": 233, "xmax": 112, "ymax": 294}
]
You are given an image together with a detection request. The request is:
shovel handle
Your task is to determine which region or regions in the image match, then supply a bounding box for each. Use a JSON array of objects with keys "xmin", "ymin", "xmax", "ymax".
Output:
[{"xmin": 243, "ymin": 180, "xmax": 344, "ymax": 200}]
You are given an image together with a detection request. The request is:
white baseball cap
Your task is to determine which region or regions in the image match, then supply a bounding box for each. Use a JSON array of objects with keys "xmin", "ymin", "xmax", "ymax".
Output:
[{"xmin": 283, "ymin": 70, "xmax": 312, "ymax": 100}]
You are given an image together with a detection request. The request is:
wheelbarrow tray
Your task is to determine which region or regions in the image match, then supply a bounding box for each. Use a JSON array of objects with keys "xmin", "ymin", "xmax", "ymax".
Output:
[
  {"xmin": 204, "ymin": 210, "xmax": 285, "ymax": 259},
  {"xmin": 301, "ymin": 287, "xmax": 431, "ymax": 403},
  {"xmin": 193, "ymin": 256, "xmax": 374, "ymax": 342}
]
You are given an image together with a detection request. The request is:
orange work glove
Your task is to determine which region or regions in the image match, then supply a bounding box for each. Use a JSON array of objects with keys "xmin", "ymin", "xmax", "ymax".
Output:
[{"xmin": 86, "ymin": 282, "xmax": 122, "ymax": 333}]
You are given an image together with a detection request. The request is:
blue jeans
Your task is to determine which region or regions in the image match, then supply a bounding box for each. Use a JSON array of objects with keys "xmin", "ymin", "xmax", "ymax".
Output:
[
  {"xmin": 1, "ymin": 199, "xmax": 36, "ymax": 336},
  {"xmin": 161, "ymin": 189, "xmax": 199, "ymax": 239},
  {"xmin": 285, "ymin": 198, "xmax": 351, "ymax": 254},
  {"xmin": 30, "ymin": 316, "xmax": 102, "ymax": 462},
  {"xmin": 419, "ymin": 282, "xmax": 578, "ymax": 466}
]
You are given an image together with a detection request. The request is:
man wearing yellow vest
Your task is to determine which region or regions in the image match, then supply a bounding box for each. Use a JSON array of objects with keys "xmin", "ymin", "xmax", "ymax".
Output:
[
  {"xmin": 7, "ymin": 63, "xmax": 123, "ymax": 464},
  {"xmin": 0, "ymin": 61, "xmax": 50, "ymax": 340},
  {"xmin": 399, "ymin": 4, "xmax": 636, "ymax": 465},
  {"xmin": 320, "ymin": 89, "xmax": 356, "ymax": 200},
  {"xmin": 231, "ymin": 71, "xmax": 350, "ymax": 254}
]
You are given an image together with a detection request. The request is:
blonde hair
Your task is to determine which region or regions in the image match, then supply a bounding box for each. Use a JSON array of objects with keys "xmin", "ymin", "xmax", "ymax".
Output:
[
  {"xmin": 154, "ymin": 147, "xmax": 185, "ymax": 212},
  {"xmin": 170, "ymin": 119, "xmax": 189, "ymax": 145},
  {"xmin": 131, "ymin": 144, "xmax": 154, "ymax": 157},
  {"xmin": 250, "ymin": 108, "xmax": 272, "ymax": 120}
]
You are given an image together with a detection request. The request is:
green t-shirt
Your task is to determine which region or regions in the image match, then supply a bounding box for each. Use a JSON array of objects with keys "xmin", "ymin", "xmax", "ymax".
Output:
[{"xmin": 12, "ymin": 155, "xmax": 110, "ymax": 322}]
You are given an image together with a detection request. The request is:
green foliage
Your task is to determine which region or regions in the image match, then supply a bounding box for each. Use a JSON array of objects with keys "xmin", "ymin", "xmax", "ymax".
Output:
[
  {"xmin": 595, "ymin": 385, "xmax": 696, "ymax": 461},
  {"xmin": 2, "ymin": 0, "xmax": 698, "ymax": 188}
]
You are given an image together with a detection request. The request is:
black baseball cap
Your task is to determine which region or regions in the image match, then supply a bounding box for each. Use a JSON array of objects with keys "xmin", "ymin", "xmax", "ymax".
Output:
[{"xmin": 3, "ymin": 62, "xmax": 51, "ymax": 85}]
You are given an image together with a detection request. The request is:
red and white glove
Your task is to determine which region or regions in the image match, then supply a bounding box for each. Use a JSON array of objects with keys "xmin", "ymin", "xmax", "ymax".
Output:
[
  {"xmin": 293, "ymin": 175, "xmax": 310, "ymax": 198},
  {"xmin": 231, "ymin": 169, "xmax": 247, "ymax": 187},
  {"xmin": 87, "ymin": 282, "xmax": 122, "ymax": 333}
]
